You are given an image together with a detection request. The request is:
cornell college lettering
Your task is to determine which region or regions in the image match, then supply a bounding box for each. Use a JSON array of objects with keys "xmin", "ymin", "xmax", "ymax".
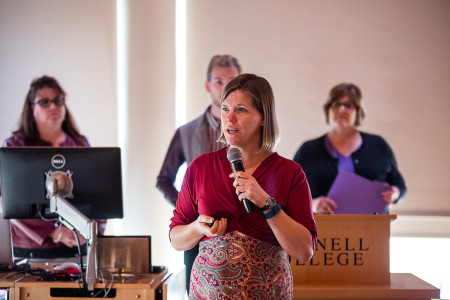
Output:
[
  {"xmin": 291, "ymin": 215, "xmax": 395, "ymax": 286},
  {"xmin": 289, "ymin": 237, "xmax": 369, "ymax": 266}
]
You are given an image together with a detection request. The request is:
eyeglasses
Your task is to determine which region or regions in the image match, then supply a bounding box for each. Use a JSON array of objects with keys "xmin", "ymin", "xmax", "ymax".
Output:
[
  {"xmin": 33, "ymin": 96, "xmax": 65, "ymax": 108},
  {"xmin": 330, "ymin": 102, "xmax": 356, "ymax": 111}
]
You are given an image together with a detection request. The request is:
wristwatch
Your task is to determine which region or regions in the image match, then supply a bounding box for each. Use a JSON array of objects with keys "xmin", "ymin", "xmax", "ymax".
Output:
[
  {"xmin": 262, "ymin": 202, "xmax": 281, "ymax": 220},
  {"xmin": 259, "ymin": 197, "xmax": 277, "ymax": 212}
]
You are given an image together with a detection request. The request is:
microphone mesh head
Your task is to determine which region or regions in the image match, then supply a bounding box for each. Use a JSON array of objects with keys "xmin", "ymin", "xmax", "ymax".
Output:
[{"xmin": 227, "ymin": 147, "xmax": 242, "ymax": 162}]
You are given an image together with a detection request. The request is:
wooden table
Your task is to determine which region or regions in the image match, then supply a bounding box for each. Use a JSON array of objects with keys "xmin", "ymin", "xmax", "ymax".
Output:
[
  {"xmin": 293, "ymin": 273, "xmax": 440, "ymax": 300},
  {"xmin": 0, "ymin": 271, "xmax": 15, "ymax": 300},
  {"xmin": 2, "ymin": 266, "xmax": 185, "ymax": 300}
]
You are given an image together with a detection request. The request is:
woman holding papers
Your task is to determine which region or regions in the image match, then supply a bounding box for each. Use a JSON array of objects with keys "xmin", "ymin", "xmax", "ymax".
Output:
[{"xmin": 293, "ymin": 83, "xmax": 406, "ymax": 214}]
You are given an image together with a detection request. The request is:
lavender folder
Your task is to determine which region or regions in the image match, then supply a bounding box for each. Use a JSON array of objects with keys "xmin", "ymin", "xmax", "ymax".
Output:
[{"xmin": 327, "ymin": 170, "xmax": 388, "ymax": 214}]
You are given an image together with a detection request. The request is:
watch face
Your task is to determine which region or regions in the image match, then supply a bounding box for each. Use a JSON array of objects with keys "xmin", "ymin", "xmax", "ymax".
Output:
[
  {"xmin": 267, "ymin": 197, "xmax": 276, "ymax": 209},
  {"xmin": 260, "ymin": 197, "xmax": 277, "ymax": 211}
]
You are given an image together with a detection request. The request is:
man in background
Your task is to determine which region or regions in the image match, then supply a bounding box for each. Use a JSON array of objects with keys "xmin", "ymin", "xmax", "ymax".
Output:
[{"xmin": 156, "ymin": 54, "xmax": 241, "ymax": 293}]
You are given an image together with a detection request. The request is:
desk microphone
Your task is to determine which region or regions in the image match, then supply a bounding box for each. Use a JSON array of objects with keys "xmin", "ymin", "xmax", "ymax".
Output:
[{"xmin": 227, "ymin": 147, "xmax": 257, "ymax": 213}]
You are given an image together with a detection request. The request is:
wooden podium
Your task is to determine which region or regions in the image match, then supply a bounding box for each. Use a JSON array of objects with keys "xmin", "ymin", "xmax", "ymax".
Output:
[{"xmin": 291, "ymin": 215, "xmax": 440, "ymax": 299}]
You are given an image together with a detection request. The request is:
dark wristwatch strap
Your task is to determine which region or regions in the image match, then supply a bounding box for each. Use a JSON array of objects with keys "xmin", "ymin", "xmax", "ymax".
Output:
[{"xmin": 262, "ymin": 202, "xmax": 282, "ymax": 220}]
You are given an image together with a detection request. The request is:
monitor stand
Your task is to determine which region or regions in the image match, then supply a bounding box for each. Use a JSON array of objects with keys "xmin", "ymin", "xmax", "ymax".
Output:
[{"xmin": 46, "ymin": 170, "xmax": 98, "ymax": 292}]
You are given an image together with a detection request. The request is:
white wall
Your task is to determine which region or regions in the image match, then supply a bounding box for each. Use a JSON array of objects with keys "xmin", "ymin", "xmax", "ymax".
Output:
[
  {"xmin": 116, "ymin": 0, "xmax": 179, "ymax": 268},
  {"xmin": 186, "ymin": 0, "xmax": 450, "ymax": 236},
  {"xmin": 0, "ymin": 0, "xmax": 181, "ymax": 267},
  {"xmin": 0, "ymin": 0, "xmax": 117, "ymax": 147},
  {"xmin": 186, "ymin": 0, "xmax": 450, "ymax": 217},
  {"xmin": 391, "ymin": 237, "xmax": 450, "ymax": 298}
]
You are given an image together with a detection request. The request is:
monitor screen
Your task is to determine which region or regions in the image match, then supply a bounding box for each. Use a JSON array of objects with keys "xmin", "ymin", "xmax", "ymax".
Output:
[{"xmin": 0, "ymin": 147, "xmax": 123, "ymax": 220}]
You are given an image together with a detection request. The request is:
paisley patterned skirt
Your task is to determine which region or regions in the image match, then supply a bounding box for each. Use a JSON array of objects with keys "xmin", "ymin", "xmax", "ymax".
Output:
[{"xmin": 189, "ymin": 231, "xmax": 293, "ymax": 300}]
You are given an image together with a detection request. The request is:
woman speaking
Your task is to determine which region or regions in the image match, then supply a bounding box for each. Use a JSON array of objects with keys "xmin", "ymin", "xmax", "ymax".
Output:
[{"xmin": 169, "ymin": 73, "xmax": 317, "ymax": 299}]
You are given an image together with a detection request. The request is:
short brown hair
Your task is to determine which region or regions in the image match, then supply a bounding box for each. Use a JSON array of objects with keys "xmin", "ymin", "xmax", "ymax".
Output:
[
  {"xmin": 218, "ymin": 73, "xmax": 279, "ymax": 152},
  {"xmin": 323, "ymin": 83, "xmax": 366, "ymax": 126},
  {"xmin": 206, "ymin": 55, "xmax": 241, "ymax": 81}
]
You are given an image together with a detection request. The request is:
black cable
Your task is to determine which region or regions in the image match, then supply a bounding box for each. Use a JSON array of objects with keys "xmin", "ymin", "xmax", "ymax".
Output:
[
  {"xmin": 6, "ymin": 272, "xmax": 21, "ymax": 280},
  {"xmin": 37, "ymin": 201, "xmax": 89, "ymax": 295},
  {"xmin": 37, "ymin": 206, "xmax": 59, "ymax": 222},
  {"xmin": 91, "ymin": 270, "xmax": 105, "ymax": 298},
  {"xmin": 36, "ymin": 199, "xmax": 91, "ymax": 294},
  {"xmin": 72, "ymin": 228, "xmax": 87, "ymax": 296},
  {"xmin": 7, "ymin": 267, "xmax": 49, "ymax": 280}
]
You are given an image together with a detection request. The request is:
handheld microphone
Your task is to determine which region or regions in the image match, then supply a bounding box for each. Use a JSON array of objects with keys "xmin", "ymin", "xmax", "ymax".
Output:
[{"xmin": 227, "ymin": 148, "xmax": 257, "ymax": 213}]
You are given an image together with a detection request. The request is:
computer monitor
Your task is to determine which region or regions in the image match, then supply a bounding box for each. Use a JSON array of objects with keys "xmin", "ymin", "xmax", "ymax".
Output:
[{"xmin": 0, "ymin": 147, "xmax": 123, "ymax": 220}]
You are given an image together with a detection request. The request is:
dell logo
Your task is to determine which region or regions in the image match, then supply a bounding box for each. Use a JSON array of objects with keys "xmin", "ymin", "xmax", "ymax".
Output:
[{"xmin": 51, "ymin": 154, "xmax": 66, "ymax": 169}]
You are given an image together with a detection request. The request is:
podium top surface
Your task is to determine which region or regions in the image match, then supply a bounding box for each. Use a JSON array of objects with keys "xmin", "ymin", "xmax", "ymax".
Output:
[
  {"xmin": 292, "ymin": 273, "xmax": 440, "ymax": 299},
  {"xmin": 314, "ymin": 214, "xmax": 397, "ymax": 222}
]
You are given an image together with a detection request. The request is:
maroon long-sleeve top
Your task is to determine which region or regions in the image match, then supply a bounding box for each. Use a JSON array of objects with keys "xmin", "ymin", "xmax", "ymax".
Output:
[{"xmin": 170, "ymin": 148, "xmax": 317, "ymax": 247}]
